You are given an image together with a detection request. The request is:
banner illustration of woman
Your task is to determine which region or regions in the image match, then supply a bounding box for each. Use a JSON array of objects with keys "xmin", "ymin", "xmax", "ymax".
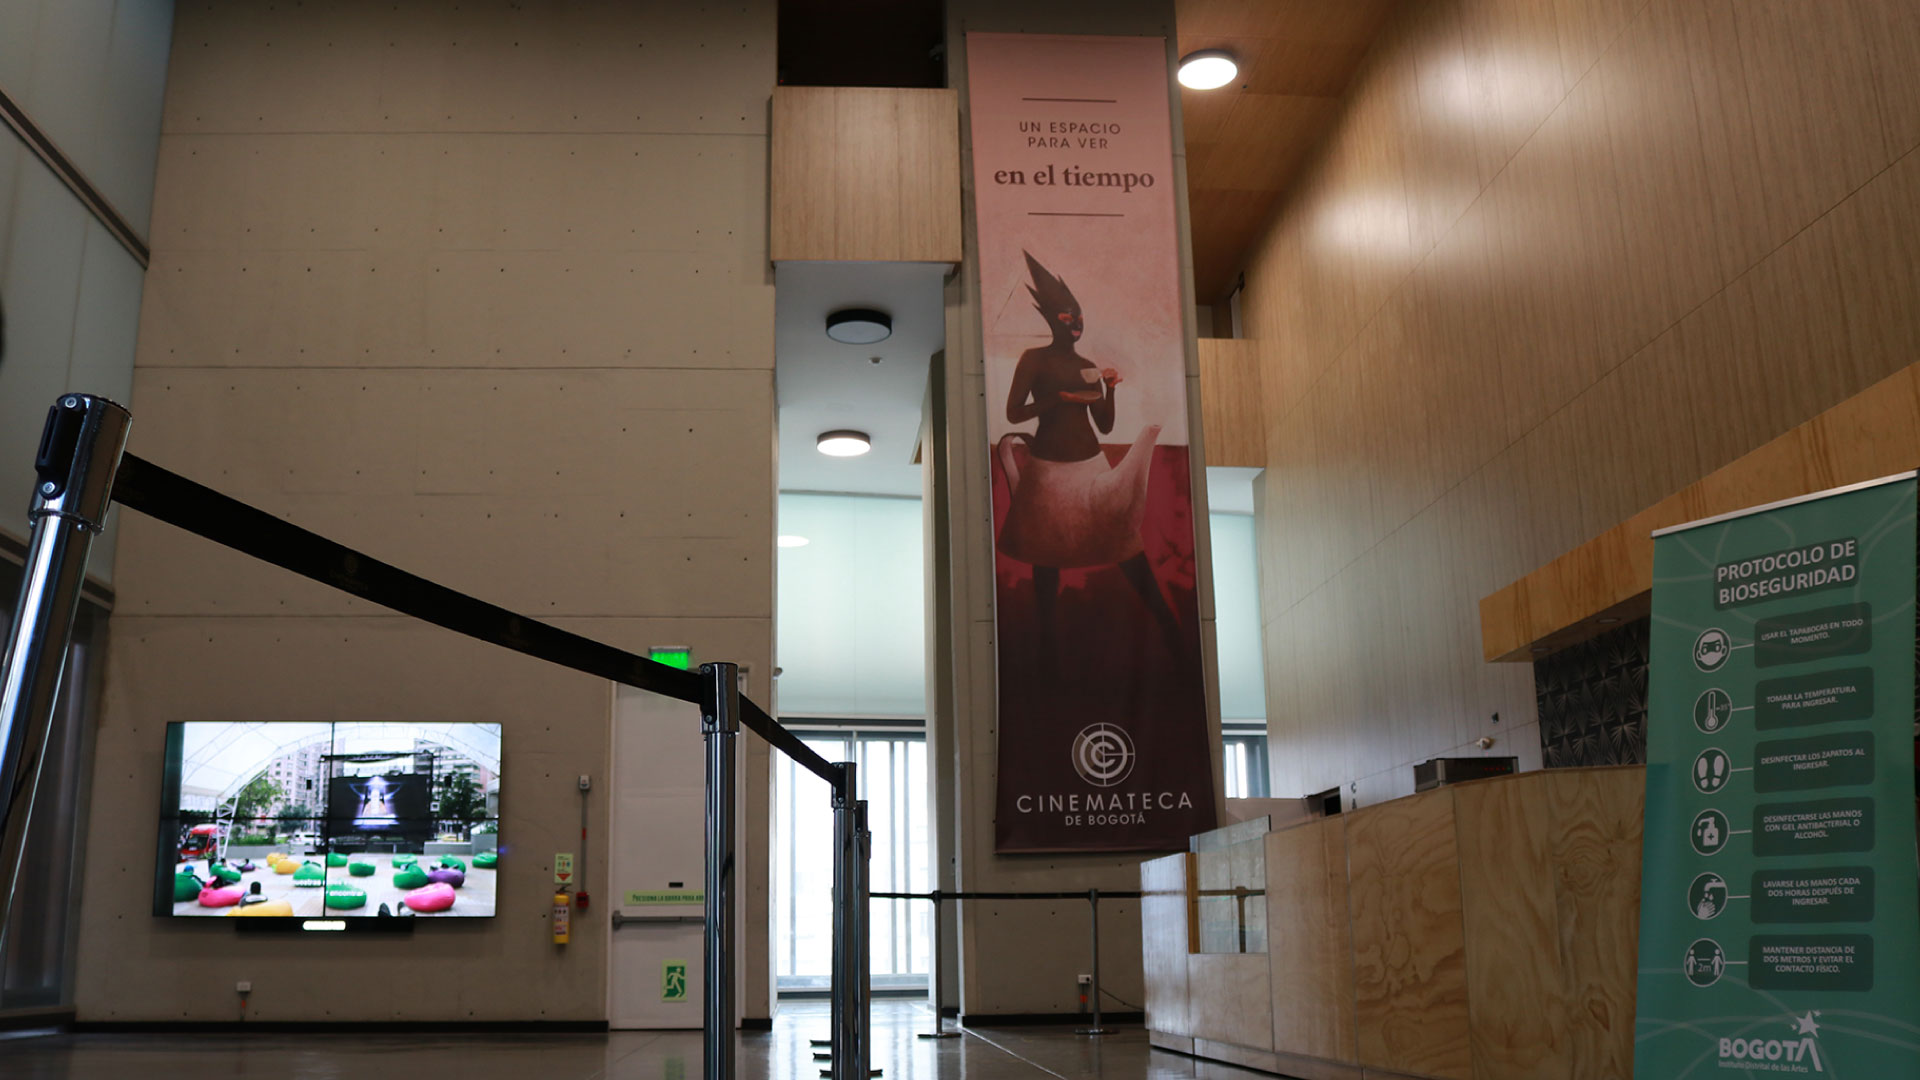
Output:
[{"xmin": 996, "ymin": 252, "xmax": 1183, "ymax": 662}]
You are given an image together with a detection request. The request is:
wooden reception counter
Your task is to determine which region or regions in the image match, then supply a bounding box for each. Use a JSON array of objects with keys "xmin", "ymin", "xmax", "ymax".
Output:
[{"xmin": 1141, "ymin": 767, "xmax": 1644, "ymax": 1080}]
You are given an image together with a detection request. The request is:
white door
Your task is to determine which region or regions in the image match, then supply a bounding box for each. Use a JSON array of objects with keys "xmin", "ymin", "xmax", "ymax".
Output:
[{"xmin": 608, "ymin": 685, "xmax": 709, "ymax": 1029}]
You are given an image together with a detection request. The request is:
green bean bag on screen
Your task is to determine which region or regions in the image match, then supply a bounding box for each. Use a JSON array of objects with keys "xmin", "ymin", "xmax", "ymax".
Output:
[
  {"xmin": 210, "ymin": 863, "xmax": 243, "ymax": 885},
  {"xmin": 472, "ymin": 852, "xmax": 498, "ymax": 869},
  {"xmin": 324, "ymin": 885, "xmax": 367, "ymax": 910},
  {"xmin": 437, "ymin": 855, "xmax": 466, "ymax": 872},
  {"xmin": 325, "ymin": 852, "xmax": 348, "ymax": 868},
  {"xmin": 394, "ymin": 865, "xmax": 430, "ymax": 889},
  {"xmin": 173, "ymin": 870, "xmax": 205, "ymax": 903},
  {"xmin": 347, "ymin": 860, "xmax": 376, "ymax": 877},
  {"xmin": 293, "ymin": 861, "xmax": 326, "ymax": 886}
]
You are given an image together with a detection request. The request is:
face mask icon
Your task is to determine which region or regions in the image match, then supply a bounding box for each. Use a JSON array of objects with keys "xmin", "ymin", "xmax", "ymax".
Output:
[{"xmin": 1694, "ymin": 628, "xmax": 1732, "ymax": 672}]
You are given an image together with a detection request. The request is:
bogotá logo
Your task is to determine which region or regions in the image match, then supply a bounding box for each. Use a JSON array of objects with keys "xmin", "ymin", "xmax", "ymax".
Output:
[
  {"xmin": 1719, "ymin": 1012, "xmax": 1824, "ymax": 1073},
  {"xmin": 1071, "ymin": 723, "xmax": 1135, "ymax": 787}
]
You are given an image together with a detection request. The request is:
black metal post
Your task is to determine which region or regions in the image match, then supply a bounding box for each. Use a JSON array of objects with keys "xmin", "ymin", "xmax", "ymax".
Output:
[
  {"xmin": 830, "ymin": 762, "xmax": 858, "ymax": 1080},
  {"xmin": 1075, "ymin": 888, "xmax": 1109, "ymax": 1036},
  {"xmin": 702, "ymin": 661, "xmax": 739, "ymax": 1080},
  {"xmin": 916, "ymin": 890, "xmax": 958, "ymax": 1038}
]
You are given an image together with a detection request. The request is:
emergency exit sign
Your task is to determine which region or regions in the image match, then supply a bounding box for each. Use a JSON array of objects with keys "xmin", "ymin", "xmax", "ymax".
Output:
[{"xmin": 663, "ymin": 960, "xmax": 689, "ymax": 1001}]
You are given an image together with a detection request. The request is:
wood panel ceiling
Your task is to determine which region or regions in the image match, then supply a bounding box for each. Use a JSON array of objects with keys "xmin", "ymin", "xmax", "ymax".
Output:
[{"xmin": 1178, "ymin": 0, "xmax": 1401, "ymax": 305}]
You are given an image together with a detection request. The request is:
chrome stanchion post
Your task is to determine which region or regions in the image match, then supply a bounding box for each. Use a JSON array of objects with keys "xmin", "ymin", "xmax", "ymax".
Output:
[
  {"xmin": 916, "ymin": 890, "xmax": 958, "ymax": 1038},
  {"xmin": 829, "ymin": 762, "xmax": 858, "ymax": 1080},
  {"xmin": 701, "ymin": 661, "xmax": 740, "ymax": 1080},
  {"xmin": 853, "ymin": 798, "xmax": 874, "ymax": 1078},
  {"xmin": 1075, "ymin": 888, "xmax": 1109, "ymax": 1036},
  {"xmin": 0, "ymin": 395, "xmax": 128, "ymax": 960}
]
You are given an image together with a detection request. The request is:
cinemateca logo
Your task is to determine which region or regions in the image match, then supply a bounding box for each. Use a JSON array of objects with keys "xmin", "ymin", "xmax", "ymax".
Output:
[{"xmin": 1070, "ymin": 723, "xmax": 1135, "ymax": 787}]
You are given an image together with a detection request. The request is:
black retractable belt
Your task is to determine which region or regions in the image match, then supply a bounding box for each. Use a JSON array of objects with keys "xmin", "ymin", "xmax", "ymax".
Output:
[{"xmin": 109, "ymin": 453, "xmax": 839, "ymax": 785}]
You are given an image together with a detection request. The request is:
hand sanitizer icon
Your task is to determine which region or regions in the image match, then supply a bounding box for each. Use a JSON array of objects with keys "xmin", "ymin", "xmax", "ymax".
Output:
[{"xmin": 1691, "ymin": 809, "xmax": 1729, "ymax": 855}]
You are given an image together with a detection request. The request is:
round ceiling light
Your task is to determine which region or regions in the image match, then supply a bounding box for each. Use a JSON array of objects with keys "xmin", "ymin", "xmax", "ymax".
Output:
[
  {"xmin": 826, "ymin": 308, "xmax": 892, "ymax": 345},
  {"xmin": 816, "ymin": 430, "xmax": 872, "ymax": 457},
  {"xmin": 1177, "ymin": 50, "xmax": 1238, "ymax": 90},
  {"xmin": 777, "ymin": 535, "xmax": 810, "ymax": 548}
]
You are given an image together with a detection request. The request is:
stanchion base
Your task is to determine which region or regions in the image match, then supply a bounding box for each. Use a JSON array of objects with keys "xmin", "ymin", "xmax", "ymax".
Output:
[
  {"xmin": 809, "ymin": 1039, "xmax": 831, "ymax": 1047},
  {"xmin": 916, "ymin": 1031, "xmax": 961, "ymax": 1039},
  {"xmin": 1074, "ymin": 1028, "xmax": 1111, "ymax": 1036}
]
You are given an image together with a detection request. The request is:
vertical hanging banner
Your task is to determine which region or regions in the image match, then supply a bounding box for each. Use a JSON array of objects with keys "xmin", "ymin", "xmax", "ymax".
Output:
[
  {"xmin": 1635, "ymin": 474, "xmax": 1920, "ymax": 1077},
  {"xmin": 967, "ymin": 32, "xmax": 1216, "ymax": 853}
]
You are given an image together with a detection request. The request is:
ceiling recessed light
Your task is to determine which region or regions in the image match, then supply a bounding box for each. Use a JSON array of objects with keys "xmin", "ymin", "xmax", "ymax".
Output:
[
  {"xmin": 1177, "ymin": 50, "xmax": 1238, "ymax": 90},
  {"xmin": 826, "ymin": 308, "xmax": 892, "ymax": 345},
  {"xmin": 1595, "ymin": 616, "xmax": 1621, "ymax": 625},
  {"xmin": 777, "ymin": 535, "xmax": 810, "ymax": 548},
  {"xmin": 816, "ymin": 430, "xmax": 872, "ymax": 457}
]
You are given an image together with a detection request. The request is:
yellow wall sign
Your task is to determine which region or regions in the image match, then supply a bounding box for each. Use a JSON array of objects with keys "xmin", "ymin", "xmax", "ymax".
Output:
[
  {"xmin": 626, "ymin": 890, "xmax": 702, "ymax": 905},
  {"xmin": 662, "ymin": 959, "xmax": 689, "ymax": 1002}
]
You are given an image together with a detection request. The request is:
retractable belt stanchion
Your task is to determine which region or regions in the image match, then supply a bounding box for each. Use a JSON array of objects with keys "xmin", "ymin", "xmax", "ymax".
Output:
[
  {"xmin": 1074, "ymin": 888, "xmax": 1108, "ymax": 1036},
  {"xmin": 829, "ymin": 762, "xmax": 858, "ymax": 1080},
  {"xmin": 852, "ymin": 799, "xmax": 873, "ymax": 1078},
  {"xmin": 915, "ymin": 890, "xmax": 958, "ymax": 1039},
  {"xmin": 702, "ymin": 662, "xmax": 740, "ymax": 1080},
  {"xmin": 3, "ymin": 393, "xmax": 880, "ymax": 1076},
  {"xmin": 0, "ymin": 395, "xmax": 128, "ymax": 962},
  {"xmin": 871, "ymin": 887, "xmax": 1146, "ymax": 1035}
]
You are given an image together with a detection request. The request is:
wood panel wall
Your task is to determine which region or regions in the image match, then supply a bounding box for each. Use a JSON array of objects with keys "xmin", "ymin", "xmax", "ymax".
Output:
[
  {"xmin": 1237, "ymin": 0, "xmax": 1920, "ymax": 804},
  {"xmin": 1143, "ymin": 767, "xmax": 1644, "ymax": 1080},
  {"xmin": 1265, "ymin": 817, "xmax": 1356, "ymax": 1065},
  {"xmin": 77, "ymin": 2, "xmax": 780, "ymax": 1023},
  {"xmin": 1482, "ymin": 361, "xmax": 1920, "ymax": 660},
  {"xmin": 770, "ymin": 86, "xmax": 962, "ymax": 263},
  {"xmin": 1198, "ymin": 337, "xmax": 1265, "ymax": 467},
  {"xmin": 1348, "ymin": 790, "xmax": 1471, "ymax": 1080}
]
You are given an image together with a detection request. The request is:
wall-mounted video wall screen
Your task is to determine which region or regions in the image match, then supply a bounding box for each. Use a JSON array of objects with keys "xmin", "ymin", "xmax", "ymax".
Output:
[{"xmin": 154, "ymin": 721, "xmax": 502, "ymax": 919}]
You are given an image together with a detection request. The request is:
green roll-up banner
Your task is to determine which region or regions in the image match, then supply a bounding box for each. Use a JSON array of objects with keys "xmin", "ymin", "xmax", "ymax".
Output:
[{"xmin": 1635, "ymin": 473, "xmax": 1920, "ymax": 1077}]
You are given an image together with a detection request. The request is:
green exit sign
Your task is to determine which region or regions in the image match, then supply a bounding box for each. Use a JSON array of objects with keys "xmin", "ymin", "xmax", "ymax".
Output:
[{"xmin": 649, "ymin": 647, "xmax": 693, "ymax": 671}]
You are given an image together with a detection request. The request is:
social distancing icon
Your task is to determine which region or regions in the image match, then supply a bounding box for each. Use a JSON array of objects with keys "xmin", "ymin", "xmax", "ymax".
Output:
[{"xmin": 1684, "ymin": 939, "xmax": 1727, "ymax": 987}]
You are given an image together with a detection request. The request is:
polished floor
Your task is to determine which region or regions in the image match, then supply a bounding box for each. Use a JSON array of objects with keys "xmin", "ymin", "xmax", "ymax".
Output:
[{"xmin": 2, "ymin": 1000, "xmax": 1283, "ymax": 1080}]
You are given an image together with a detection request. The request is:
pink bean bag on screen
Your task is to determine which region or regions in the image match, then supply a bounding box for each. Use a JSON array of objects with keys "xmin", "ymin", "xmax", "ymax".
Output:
[
  {"xmin": 198, "ymin": 884, "xmax": 247, "ymax": 908},
  {"xmin": 403, "ymin": 882, "xmax": 456, "ymax": 913}
]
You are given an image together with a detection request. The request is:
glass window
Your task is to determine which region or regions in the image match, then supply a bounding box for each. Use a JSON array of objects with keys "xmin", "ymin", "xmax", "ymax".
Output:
[
  {"xmin": 1189, "ymin": 817, "xmax": 1268, "ymax": 955},
  {"xmin": 1222, "ymin": 725, "xmax": 1270, "ymax": 799},
  {"xmin": 774, "ymin": 727, "xmax": 929, "ymax": 992}
]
